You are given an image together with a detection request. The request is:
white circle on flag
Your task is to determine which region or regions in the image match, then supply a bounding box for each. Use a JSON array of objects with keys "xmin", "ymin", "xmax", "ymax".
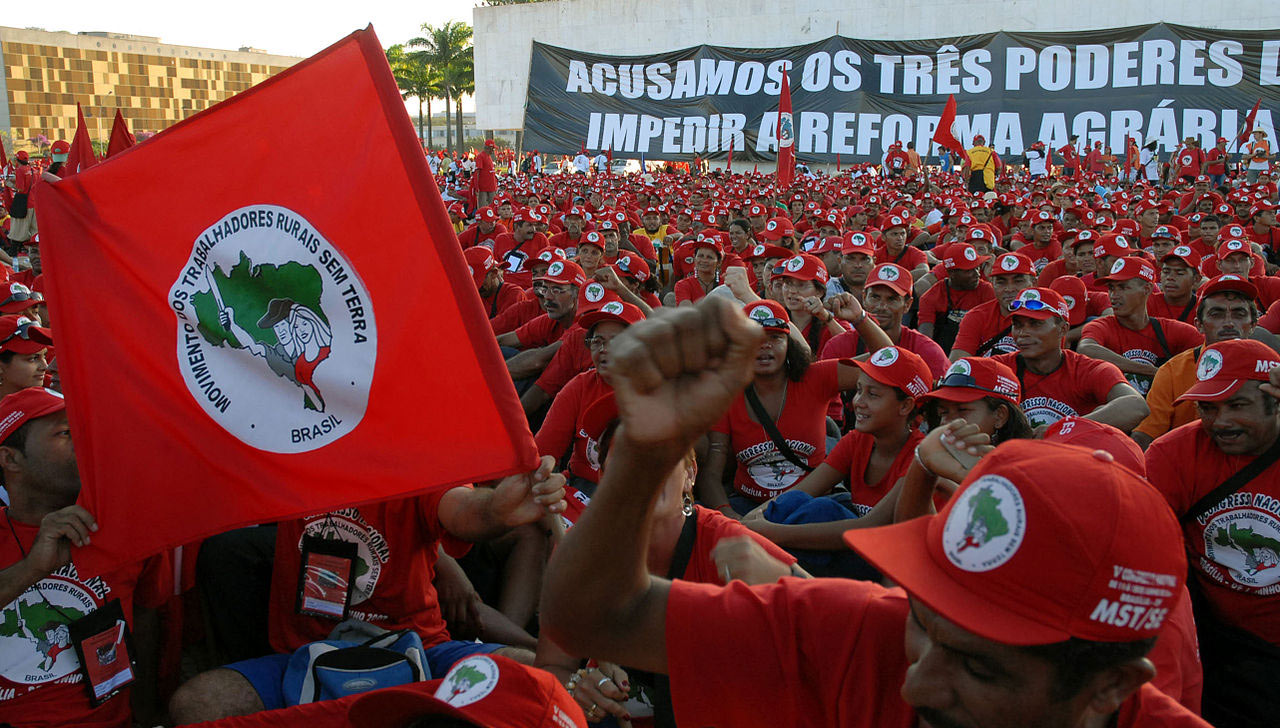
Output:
[{"xmin": 168, "ymin": 204, "xmax": 377, "ymax": 454}]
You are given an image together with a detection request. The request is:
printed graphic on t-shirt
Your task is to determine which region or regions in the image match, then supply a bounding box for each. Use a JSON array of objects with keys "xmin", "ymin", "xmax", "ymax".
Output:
[
  {"xmin": 1197, "ymin": 492, "xmax": 1280, "ymax": 592},
  {"xmin": 0, "ymin": 563, "xmax": 109, "ymax": 689},
  {"xmin": 1019, "ymin": 397, "xmax": 1078, "ymax": 428},
  {"xmin": 299, "ymin": 510, "xmax": 391, "ymax": 605},
  {"xmin": 1121, "ymin": 348, "xmax": 1160, "ymax": 395},
  {"xmin": 737, "ymin": 440, "xmax": 816, "ymax": 499}
]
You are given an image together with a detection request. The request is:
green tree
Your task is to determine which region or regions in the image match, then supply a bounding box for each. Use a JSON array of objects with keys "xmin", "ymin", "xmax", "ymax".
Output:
[
  {"xmin": 386, "ymin": 44, "xmax": 443, "ymax": 150},
  {"xmin": 410, "ymin": 21, "xmax": 474, "ymax": 154}
]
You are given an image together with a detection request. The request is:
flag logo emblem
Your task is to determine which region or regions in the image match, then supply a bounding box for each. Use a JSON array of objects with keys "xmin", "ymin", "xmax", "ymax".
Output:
[
  {"xmin": 943, "ymin": 475, "xmax": 1027, "ymax": 572},
  {"xmin": 778, "ymin": 112, "xmax": 794, "ymax": 149},
  {"xmin": 169, "ymin": 204, "xmax": 377, "ymax": 453}
]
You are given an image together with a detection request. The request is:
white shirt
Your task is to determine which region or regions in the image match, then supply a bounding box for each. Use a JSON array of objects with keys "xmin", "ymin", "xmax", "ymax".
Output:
[
  {"xmin": 573, "ymin": 154, "xmax": 591, "ymax": 173},
  {"xmin": 1026, "ymin": 148, "xmax": 1048, "ymax": 176},
  {"xmin": 593, "ymin": 154, "xmax": 608, "ymax": 172},
  {"xmin": 1140, "ymin": 148, "xmax": 1160, "ymax": 180},
  {"xmin": 532, "ymin": 154, "xmax": 543, "ymax": 172}
]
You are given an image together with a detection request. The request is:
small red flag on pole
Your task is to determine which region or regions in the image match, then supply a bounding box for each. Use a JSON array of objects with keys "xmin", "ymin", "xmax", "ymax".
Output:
[
  {"xmin": 106, "ymin": 109, "xmax": 136, "ymax": 157},
  {"xmin": 1238, "ymin": 98, "xmax": 1263, "ymax": 144},
  {"xmin": 932, "ymin": 95, "xmax": 968, "ymax": 161},
  {"xmin": 727, "ymin": 138, "xmax": 733, "ymax": 172},
  {"xmin": 775, "ymin": 70, "xmax": 795, "ymax": 187},
  {"xmin": 66, "ymin": 103, "xmax": 99, "ymax": 175}
]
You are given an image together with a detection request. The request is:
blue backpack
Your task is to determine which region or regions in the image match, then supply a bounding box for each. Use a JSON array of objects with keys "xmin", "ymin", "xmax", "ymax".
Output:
[{"xmin": 282, "ymin": 628, "xmax": 427, "ymax": 706}]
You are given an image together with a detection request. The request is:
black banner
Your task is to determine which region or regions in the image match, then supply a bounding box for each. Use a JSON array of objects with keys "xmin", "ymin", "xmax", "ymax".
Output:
[{"xmin": 522, "ymin": 23, "xmax": 1280, "ymax": 163}]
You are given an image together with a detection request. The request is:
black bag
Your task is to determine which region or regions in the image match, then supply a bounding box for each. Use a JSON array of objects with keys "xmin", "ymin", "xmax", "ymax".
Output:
[
  {"xmin": 1180, "ymin": 437, "xmax": 1280, "ymax": 726},
  {"xmin": 744, "ymin": 385, "xmax": 814, "ymax": 473},
  {"xmin": 933, "ymin": 282, "xmax": 963, "ymax": 354},
  {"xmin": 9, "ymin": 193, "xmax": 28, "ymax": 219},
  {"xmin": 974, "ymin": 325, "xmax": 1012, "ymax": 357}
]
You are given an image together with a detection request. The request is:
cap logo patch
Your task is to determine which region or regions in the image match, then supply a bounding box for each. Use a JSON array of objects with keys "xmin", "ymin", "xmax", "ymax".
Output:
[
  {"xmin": 1000, "ymin": 256, "xmax": 1019, "ymax": 272},
  {"xmin": 1197, "ymin": 350, "xmax": 1225, "ymax": 381},
  {"xmin": 943, "ymin": 475, "xmax": 1027, "ymax": 573},
  {"xmin": 785, "ymin": 256, "xmax": 805, "ymax": 272},
  {"xmin": 947, "ymin": 360, "xmax": 972, "ymax": 377},
  {"xmin": 548, "ymin": 261, "xmax": 565, "ymax": 276},
  {"xmin": 1062, "ymin": 295, "xmax": 1077, "ymax": 309},
  {"xmin": 1116, "ymin": 236, "xmax": 1129, "ymax": 248},
  {"xmin": 1173, "ymin": 246, "xmax": 1192, "ymax": 257},
  {"xmin": 584, "ymin": 282, "xmax": 605, "ymax": 302},
  {"xmin": 1221, "ymin": 274, "xmax": 1242, "ymax": 281},
  {"xmin": 434, "ymin": 655, "xmax": 500, "ymax": 707},
  {"xmin": 878, "ymin": 266, "xmax": 900, "ymax": 282},
  {"xmin": 601, "ymin": 301, "xmax": 625, "ymax": 315},
  {"xmin": 850, "ymin": 233, "xmax": 867, "ymax": 245},
  {"xmin": 1020, "ymin": 289, "xmax": 1040, "ymax": 302},
  {"xmin": 766, "ymin": 221, "xmax": 778, "ymax": 231},
  {"xmin": 748, "ymin": 305, "xmax": 773, "ymax": 322},
  {"xmin": 871, "ymin": 347, "xmax": 899, "ymax": 367},
  {"xmin": 1110, "ymin": 259, "xmax": 1125, "ymax": 275},
  {"xmin": 963, "ymin": 247, "xmax": 978, "ymax": 261},
  {"xmin": 753, "ymin": 244, "xmax": 766, "ymax": 256}
]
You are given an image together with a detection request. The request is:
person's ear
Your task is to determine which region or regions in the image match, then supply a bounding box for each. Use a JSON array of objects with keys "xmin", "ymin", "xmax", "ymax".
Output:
[
  {"xmin": 0, "ymin": 445, "xmax": 24, "ymax": 476},
  {"xmin": 992, "ymin": 403, "xmax": 1010, "ymax": 430},
  {"xmin": 1082, "ymin": 657, "xmax": 1155, "ymax": 718}
]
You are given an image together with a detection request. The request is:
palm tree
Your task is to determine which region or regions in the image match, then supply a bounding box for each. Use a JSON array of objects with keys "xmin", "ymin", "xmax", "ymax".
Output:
[
  {"xmin": 448, "ymin": 52, "xmax": 474, "ymax": 151},
  {"xmin": 386, "ymin": 44, "xmax": 441, "ymax": 149},
  {"xmin": 410, "ymin": 21, "xmax": 473, "ymax": 154}
]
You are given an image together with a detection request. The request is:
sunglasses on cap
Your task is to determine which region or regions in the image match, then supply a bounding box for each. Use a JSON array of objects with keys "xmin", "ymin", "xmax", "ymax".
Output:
[
  {"xmin": 751, "ymin": 317, "xmax": 789, "ymax": 329},
  {"xmin": 1008, "ymin": 298, "xmax": 1058, "ymax": 313},
  {"xmin": 936, "ymin": 372, "xmax": 1009, "ymax": 398},
  {"xmin": 1, "ymin": 288, "xmax": 34, "ymax": 308},
  {"xmin": 0, "ymin": 320, "xmax": 46, "ymax": 346}
]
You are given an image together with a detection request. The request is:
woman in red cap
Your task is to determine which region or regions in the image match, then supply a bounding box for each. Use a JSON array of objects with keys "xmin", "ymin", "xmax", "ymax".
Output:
[
  {"xmin": 673, "ymin": 237, "xmax": 723, "ymax": 305},
  {"xmin": 0, "ymin": 315, "xmax": 53, "ymax": 398}
]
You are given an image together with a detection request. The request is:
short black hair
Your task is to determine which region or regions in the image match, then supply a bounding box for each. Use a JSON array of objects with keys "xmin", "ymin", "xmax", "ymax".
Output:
[
  {"xmin": 1021, "ymin": 637, "xmax": 1156, "ymax": 701},
  {"xmin": 728, "ymin": 219, "xmax": 752, "ymax": 235},
  {"xmin": 922, "ymin": 397, "xmax": 1033, "ymax": 445},
  {"xmin": 0, "ymin": 351, "xmax": 13, "ymax": 365},
  {"xmin": 783, "ymin": 334, "xmax": 812, "ymax": 382},
  {"xmin": 0, "ymin": 419, "xmax": 34, "ymax": 454}
]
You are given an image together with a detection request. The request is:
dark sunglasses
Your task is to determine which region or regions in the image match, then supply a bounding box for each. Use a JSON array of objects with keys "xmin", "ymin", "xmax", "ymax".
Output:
[
  {"xmin": 936, "ymin": 372, "xmax": 1008, "ymax": 398},
  {"xmin": 0, "ymin": 320, "xmax": 45, "ymax": 346}
]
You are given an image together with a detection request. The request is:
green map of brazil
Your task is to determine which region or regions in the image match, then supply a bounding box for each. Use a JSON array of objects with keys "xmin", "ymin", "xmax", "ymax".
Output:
[{"xmin": 0, "ymin": 597, "xmax": 86, "ymax": 671}]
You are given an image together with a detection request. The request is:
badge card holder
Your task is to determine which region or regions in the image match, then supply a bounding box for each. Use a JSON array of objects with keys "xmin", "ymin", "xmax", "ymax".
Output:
[
  {"xmin": 67, "ymin": 598, "xmax": 136, "ymax": 706},
  {"xmin": 296, "ymin": 533, "xmax": 358, "ymax": 620}
]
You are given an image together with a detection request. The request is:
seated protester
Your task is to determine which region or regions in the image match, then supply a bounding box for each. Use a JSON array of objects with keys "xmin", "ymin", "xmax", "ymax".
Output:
[
  {"xmin": 491, "ymin": 209, "xmax": 550, "ymax": 289},
  {"xmin": 1134, "ymin": 276, "xmax": 1260, "ymax": 449},
  {"xmin": 873, "ymin": 214, "xmax": 928, "ymax": 280},
  {"xmin": 610, "ymin": 253, "xmax": 662, "ymax": 309},
  {"xmin": 167, "ymin": 458, "xmax": 568, "ymax": 723},
  {"xmin": 573, "ymin": 231, "xmax": 607, "ymax": 280},
  {"xmin": 741, "ymin": 242, "xmax": 793, "ymax": 300},
  {"xmin": 673, "ymin": 237, "xmax": 724, "ymax": 305},
  {"xmin": 1080, "ymin": 257, "xmax": 1203, "ymax": 396},
  {"xmin": 1081, "ymin": 232, "xmax": 1135, "ymax": 293},
  {"xmin": 774, "ymin": 253, "xmax": 851, "ymax": 355},
  {"xmin": 1048, "ymin": 274, "xmax": 1111, "ymax": 349},
  {"xmin": 541, "ymin": 296, "xmax": 1209, "ymax": 728},
  {"xmin": 537, "ymin": 391, "xmax": 801, "ymax": 725},
  {"xmin": 455, "ymin": 205, "xmax": 507, "ymax": 251},
  {"xmin": 489, "ymin": 249, "xmax": 564, "ymax": 336},
  {"xmin": 921, "ymin": 357, "xmax": 1032, "ymax": 449},
  {"xmin": 1208, "ymin": 238, "xmax": 1280, "ymax": 307},
  {"xmin": 464, "ymin": 247, "xmax": 522, "ymax": 320},
  {"xmin": 1008, "ymin": 210, "xmax": 1061, "ymax": 274},
  {"xmin": 0, "ymin": 315, "xmax": 52, "ymax": 399},
  {"xmin": 1146, "ymin": 340, "xmax": 1280, "ymax": 726},
  {"xmin": 496, "ymin": 261, "xmax": 584, "ymax": 382},
  {"xmin": 993, "ymin": 288, "xmax": 1148, "ymax": 432},
  {"xmin": 913, "ymin": 223, "xmax": 998, "ymax": 297},
  {"xmin": 916, "ymin": 243, "xmax": 995, "ymax": 354},
  {"xmin": 535, "ymin": 302, "xmax": 645, "ymax": 491},
  {"xmin": 806, "ymin": 235, "xmax": 845, "ymax": 280},
  {"xmin": 1, "ymin": 388, "xmax": 171, "ymax": 728},
  {"xmin": 821, "ymin": 263, "xmax": 949, "ymax": 380},
  {"xmin": 1148, "ymin": 246, "xmax": 1203, "ymax": 324},
  {"xmin": 1033, "ymin": 228, "xmax": 1082, "ymax": 286},
  {"xmin": 697, "ymin": 300, "xmax": 891, "ymax": 515},
  {"xmin": 824, "ymin": 232, "xmax": 875, "ymax": 300},
  {"xmin": 949, "ymin": 252, "xmax": 1037, "ymax": 360},
  {"xmin": 547, "ymin": 206, "xmax": 589, "ymax": 258}
]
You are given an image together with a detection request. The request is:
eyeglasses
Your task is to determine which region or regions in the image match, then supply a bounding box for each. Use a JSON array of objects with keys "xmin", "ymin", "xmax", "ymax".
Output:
[
  {"xmin": 1008, "ymin": 298, "xmax": 1057, "ymax": 313},
  {"xmin": 936, "ymin": 372, "xmax": 1008, "ymax": 398},
  {"xmin": 750, "ymin": 317, "xmax": 788, "ymax": 329},
  {"xmin": 585, "ymin": 336, "xmax": 613, "ymax": 351},
  {"xmin": 0, "ymin": 320, "xmax": 44, "ymax": 346},
  {"xmin": 546, "ymin": 285, "xmax": 574, "ymax": 296}
]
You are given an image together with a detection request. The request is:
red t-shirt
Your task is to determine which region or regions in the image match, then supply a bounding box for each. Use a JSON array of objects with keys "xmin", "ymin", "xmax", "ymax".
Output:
[
  {"xmin": 991, "ymin": 350, "xmax": 1127, "ymax": 429},
  {"xmin": 492, "ymin": 232, "xmax": 550, "ymax": 289},
  {"xmin": 1146, "ymin": 423, "xmax": 1280, "ymax": 644},
  {"xmin": 1081, "ymin": 316, "xmax": 1203, "ymax": 395},
  {"xmin": 673, "ymin": 275, "xmax": 714, "ymax": 305},
  {"xmin": 952, "ymin": 299, "xmax": 1016, "ymax": 356},
  {"xmin": 1, "ymin": 515, "xmax": 169, "ymax": 728},
  {"xmin": 1147, "ymin": 292, "xmax": 1198, "ymax": 325},
  {"xmin": 819, "ymin": 326, "xmax": 949, "ymax": 381},
  {"xmin": 1203, "ymin": 148, "xmax": 1227, "ymax": 175},
  {"xmin": 1246, "ymin": 224, "xmax": 1280, "ymax": 254},
  {"xmin": 1175, "ymin": 147, "xmax": 1203, "ymax": 176},
  {"xmin": 268, "ymin": 491, "xmax": 468, "ymax": 653},
  {"xmin": 535, "ymin": 369, "xmax": 612, "ymax": 483},
  {"xmin": 917, "ymin": 280, "xmax": 995, "ymax": 326},
  {"xmin": 489, "ymin": 293, "xmax": 542, "ymax": 335},
  {"xmin": 1035, "ymin": 258, "xmax": 1070, "ymax": 287},
  {"xmin": 1018, "ymin": 240, "xmax": 1063, "ymax": 273},
  {"xmin": 534, "ymin": 327, "xmax": 592, "ymax": 397},
  {"xmin": 824, "ymin": 430, "xmax": 924, "ymax": 514},
  {"xmin": 874, "ymin": 244, "xmax": 927, "ymax": 271},
  {"xmin": 712, "ymin": 360, "xmax": 842, "ymax": 502},
  {"xmin": 665, "ymin": 578, "xmax": 1208, "ymax": 727},
  {"xmin": 514, "ymin": 314, "xmax": 569, "ymax": 349},
  {"xmin": 455, "ymin": 222, "xmax": 506, "ymax": 251},
  {"xmin": 1260, "ymin": 299, "xmax": 1280, "ymax": 333},
  {"xmin": 684, "ymin": 507, "xmax": 797, "ymax": 583},
  {"xmin": 480, "ymin": 281, "xmax": 523, "ymax": 319},
  {"xmin": 624, "ymin": 233, "xmax": 658, "ymax": 261}
]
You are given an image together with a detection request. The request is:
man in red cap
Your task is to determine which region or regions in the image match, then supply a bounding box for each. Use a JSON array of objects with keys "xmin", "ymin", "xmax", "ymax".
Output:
[
  {"xmin": 542, "ymin": 296, "xmax": 1208, "ymax": 728},
  {"xmin": 7, "ymin": 150, "xmax": 37, "ymax": 244},
  {"xmin": 950, "ymin": 252, "xmax": 1037, "ymax": 360},
  {"xmin": 992, "ymin": 288, "xmax": 1146, "ymax": 432},
  {"xmin": 1080, "ymin": 257, "xmax": 1202, "ymax": 396},
  {"xmin": 1146, "ymin": 339, "xmax": 1280, "ymax": 725},
  {"xmin": 917, "ymin": 242, "xmax": 994, "ymax": 353},
  {"xmin": 474, "ymin": 139, "xmax": 498, "ymax": 209},
  {"xmin": 1009, "ymin": 210, "xmax": 1060, "ymax": 274},
  {"xmin": 1135, "ymin": 275, "xmax": 1264, "ymax": 449},
  {"xmin": 1148, "ymin": 246, "xmax": 1202, "ymax": 325},
  {"xmin": 0, "ymin": 388, "xmax": 169, "ymax": 728},
  {"xmin": 825, "ymin": 232, "xmax": 875, "ymax": 301},
  {"xmin": 457, "ymin": 206, "xmax": 507, "ymax": 251},
  {"xmin": 874, "ymin": 214, "xmax": 928, "ymax": 279},
  {"xmin": 821, "ymin": 263, "xmax": 948, "ymax": 380},
  {"xmin": 1203, "ymin": 137, "xmax": 1229, "ymax": 188},
  {"xmin": 496, "ymin": 260, "xmax": 585, "ymax": 381},
  {"xmin": 464, "ymin": 247, "xmax": 522, "ymax": 319},
  {"xmin": 492, "ymin": 210, "xmax": 551, "ymax": 290}
]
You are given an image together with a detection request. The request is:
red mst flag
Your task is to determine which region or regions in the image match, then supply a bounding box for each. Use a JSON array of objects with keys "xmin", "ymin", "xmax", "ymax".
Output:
[
  {"xmin": 1239, "ymin": 98, "xmax": 1262, "ymax": 144},
  {"xmin": 35, "ymin": 27, "xmax": 538, "ymax": 572},
  {"xmin": 726, "ymin": 137, "xmax": 733, "ymax": 172},
  {"xmin": 66, "ymin": 103, "xmax": 99, "ymax": 175},
  {"xmin": 775, "ymin": 70, "xmax": 795, "ymax": 187},
  {"xmin": 106, "ymin": 109, "xmax": 136, "ymax": 157},
  {"xmin": 932, "ymin": 94, "xmax": 967, "ymax": 160}
]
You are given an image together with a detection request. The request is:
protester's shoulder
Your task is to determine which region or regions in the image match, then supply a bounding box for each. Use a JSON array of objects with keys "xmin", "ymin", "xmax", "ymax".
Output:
[
  {"xmin": 1147, "ymin": 421, "xmax": 1210, "ymax": 470},
  {"xmin": 1117, "ymin": 683, "xmax": 1213, "ymax": 727},
  {"xmin": 670, "ymin": 575, "xmax": 906, "ymax": 627},
  {"xmin": 1153, "ymin": 316, "xmax": 1201, "ymax": 338},
  {"xmin": 1081, "ymin": 315, "xmax": 1115, "ymax": 338}
]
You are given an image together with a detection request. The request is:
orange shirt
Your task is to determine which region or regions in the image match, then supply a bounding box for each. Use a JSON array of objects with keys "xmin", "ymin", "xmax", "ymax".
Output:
[{"xmin": 1133, "ymin": 346, "xmax": 1202, "ymax": 442}]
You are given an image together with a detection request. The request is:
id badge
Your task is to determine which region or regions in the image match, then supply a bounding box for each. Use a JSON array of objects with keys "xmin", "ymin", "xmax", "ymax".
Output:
[
  {"xmin": 67, "ymin": 598, "xmax": 135, "ymax": 706},
  {"xmin": 296, "ymin": 534, "xmax": 358, "ymax": 620}
]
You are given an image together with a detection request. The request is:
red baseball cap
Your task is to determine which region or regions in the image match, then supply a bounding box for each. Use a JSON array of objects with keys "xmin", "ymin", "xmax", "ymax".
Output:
[
  {"xmin": 964, "ymin": 224, "xmax": 997, "ymax": 245},
  {"xmin": 50, "ymin": 140, "xmax": 70, "ymax": 155},
  {"xmin": 881, "ymin": 214, "xmax": 909, "ymax": 232},
  {"xmin": 807, "ymin": 236, "xmax": 843, "ymax": 256},
  {"xmin": 1178, "ymin": 339, "xmax": 1280, "ymax": 402},
  {"xmin": 744, "ymin": 300, "xmax": 790, "ymax": 333},
  {"xmin": 923, "ymin": 358, "xmax": 1020, "ymax": 405},
  {"xmin": 1048, "ymin": 276, "xmax": 1088, "ymax": 327},
  {"xmin": 847, "ymin": 346, "xmax": 933, "ymax": 399},
  {"xmin": 0, "ymin": 387, "xmax": 66, "ymax": 443},
  {"xmin": 742, "ymin": 243, "xmax": 791, "ymax": 262},
  {"xmin": 1093, "ymin": 233, "xmax": 1132, "ymax": 260},
  {"xmin": 1150, "ymin": 225, "xmax": 1180, "ymax": 241},
  {"xmin": 477, "ymin": 207, "xmax": 500, "ymax": 224},
  {"xmin": 845, "ymin": 439, "xmax": 1186, "ymax": 645},
  {"xmin": 759, "ymin": 217, "xmax": 794, "ymax": 241},
  {"xmin": 1161, "ymin": 245, "xmax": 1202, "ymax": 270},
  {"xmin": 1198, "ymin": 274, "xmax": 1258, "ymax": 303},
  {"xmin": 772, "ymin": 253, "xmax": 829, "ymax": 285},
  {"xmin": 1008, "ymin": 287, "xmax": 1068, "ymax": 321},
  {"xmin": 1097, "ymin": 256, "xmax": 1156, "ymax": 284},
  {"xmin": 943, "ymin": 243, "xmax": 990, "ymax": 271},
  {"xmin": 1042, "ymin": 417, "xmax": 1145, "ymax": 476},
  {"xmin": 577, "ymin": 231, "xmax": 606, "ymax": 251},
  {"xmin": 1218, "ymin": 239, "xmax": 1253, "ymax": 260},
  {"xmin": 347, "ymin": 654, "xmax": 587, "ymax": 728},
  {"xmin": 991, "ymin": 253, "xmax": 1034, "ymax": 277},
  {"xmin": 578, "ymin": 300, "xmax": 645, "ymax": 329},
  {"xmin": 0, "ymin": 315, "xmax": 53, "ymax": 355},
  {"xmin": 841, "ymin": 232, "xmax": 875, "ymax": 258},
  {"xmin": 463, "ymin": 247, "xmax": 497, "ymax": 290},
  {"xmin": 534, "ymin": 260, "xmax": 586, "ymax": 287},
  {"xmin": 611, "ymin": 253, "xmax": 650, "ymax": 283},
  {"xmin": 865, "ymin": 263, "xmax": 912, "ymax": 296},
  {"xmin": 577, "ymin": 280, "xmax": 621, "ymax": 313},
  {"xmin": 0, "ymin": 283, "xmax": 38, "ymax": 315}
]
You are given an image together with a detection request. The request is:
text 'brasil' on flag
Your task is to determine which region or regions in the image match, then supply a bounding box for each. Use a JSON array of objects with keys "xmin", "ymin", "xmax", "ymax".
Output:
[{"xmin": 35, "ymin": 26, "xmax": 538, "ymax": 572}]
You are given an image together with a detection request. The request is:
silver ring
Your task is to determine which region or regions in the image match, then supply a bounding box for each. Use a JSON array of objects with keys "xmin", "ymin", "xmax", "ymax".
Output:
[
  {"xmin": 721, "ymin": 565, "xmax": 732, "ymax": 582},
  {"xmin": 587, "ymin": 703, "xmax": 599, "ymax": 717},
  {"xmin": 596, "ymin": 676, "xmax": 611, "ymax": 688}
]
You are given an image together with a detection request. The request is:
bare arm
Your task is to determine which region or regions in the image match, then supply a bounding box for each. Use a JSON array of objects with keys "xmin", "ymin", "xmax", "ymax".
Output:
[
  {"xmin": 793, "ymin": 462, "xmax": 845, "ymax": 497},
  {"xmin": 1077, "ymin": 338, "xmax": 1157, "ymax": 376},
  {"xmin": 496, "ymin": 331, "xmax": 522, "ymax": 348},
  {"xmin": 1084, "ymin": 383, "xmax": 1150, "ymax": 433},
  {"xmin": 695, "ymin": 431, "xmax": 734, "ymax": 512},
  {"xmin": 438, "ymin": 457, "xmax": 566, "ymax": 543},
  {"xmin": 521, "ymin": 384, "xmax": 552, "ymax": 417},
  {"xmin": 0, "ymin": 506, "xmax": 97, "ymax": 607},
  {"xmin": 506, "ymin": 341, "xmax": 563, "ymax": 380}
]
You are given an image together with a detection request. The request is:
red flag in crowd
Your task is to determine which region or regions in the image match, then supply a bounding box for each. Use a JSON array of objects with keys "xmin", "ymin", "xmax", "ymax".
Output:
[
  {"xmin": 932, "ymin": 94, "xmax": 967, "ymax": 160},
  {"xmin": 726, "ymin": 137, "xmax": 733, "ymax": 172},
  {"xmin": 775, "ymin": 70, "xmax": 795, "ymax": 187},
  {"xmin": 35, "ymin": 26, "xmax": 538, "ymax": 572},
  {"xmin": 0, "ymin": 136, "xmax": 9, "ymax": 210},
  {"xmin": 107, "ymin": 108, "xmax": 136, "ymax": 157},
  {"xmin": 0, "ymin": 133, "xmax": 7, "ymax": 169},
  {"xmin": 67, "ymin": 102, "xmax": 99, "ymax": 175},
  {"xmin": 1239, "ymin": 98, "xmax": 1262, "ymax": 143}
]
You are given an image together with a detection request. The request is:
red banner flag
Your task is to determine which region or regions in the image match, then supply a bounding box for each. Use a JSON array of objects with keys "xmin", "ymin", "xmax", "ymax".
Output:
[
  {"xmin": 932, "ymin": 95, "xmax": 968, "ymax": 161},
  {"xmin": 726, "ymin": 137, "xmax": 733, "ymax": 172},
  {"xmin": 106, "ymin": 108, "xmax": 136, "ymax": 157},
  {"xmin": 0, "ymin": 136, "xmax": 9, "ymax": 210},
  {"xmin": 1239, "ymin": 98, "xmax": 1263, "ymax": 143},
  {"xmin": 35, "ymin": 27, "xmax": 538, "ymax": 572},
  {"xmin": 776, "ymin": 71, "xmax": 795, "ymax": 187},
  {"xmin": 66, "ymin": 103, "xmax": 99, "ymax": 175}
]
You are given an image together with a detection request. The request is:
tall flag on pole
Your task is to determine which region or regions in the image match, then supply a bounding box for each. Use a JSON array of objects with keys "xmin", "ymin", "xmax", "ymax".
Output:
[
  {"xmin": 34, "ymin": 27, "xmax": 539, "ymax": 572},
  {"xmin": 106, "ymin": 109, "xmax": 136, "ymax": 158},
  {"xmin": 776, "ymin": 70, "xmax": 795, "ymax": 187},
  {"xmin": 726, "ymin": 138, "xmax": 733, "ymax": 172},
  {"xmin": 932, "ymin": 95, "xmax": 968, "ymax": 161},
  {"xmin": 1238, "ymin": 98, "xmax": 1263, "ymax": 144},
  {"xmin": 66, "ymin": 103, "xmax": 99, "ymax": 175},
  {"xmin": 0, "ymin": 135, "xmax": 9, "ymax": 210}
]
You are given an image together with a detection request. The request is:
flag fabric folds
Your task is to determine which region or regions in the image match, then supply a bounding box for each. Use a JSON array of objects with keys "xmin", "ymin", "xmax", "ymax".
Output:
[
  {"xmin": 1239, "ymin": 98, "xmax": 1262, "ymax": 143},
  {"xmin": 932, "ymin": 95, "xmax": 968, "ymax": 161},
  {"xmin": 67, "ymin": 103, "xmax": 99, "ymax": 175},
  {"xmin": 107, "ymin": 109, "xmax": 136, "ymax": 158},
  {"xmin": 35, "ymin": 27, "xmax": 538, "ymax": 572},
  {"xmin": 775, "ymin": 72, "xmax": 795, "ymax": 187}
]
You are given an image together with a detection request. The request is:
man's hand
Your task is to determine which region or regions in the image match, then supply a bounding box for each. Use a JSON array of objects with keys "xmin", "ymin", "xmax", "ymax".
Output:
[
  {"xmin": 825, "ymin": 292, "xmax": 865, "ymax": 323},
  {"xmin": 434, "ymin": 553, "xmax": 483, "ymax": 639},
  {"xmin": 722, "ymin": 266, "xmax": 756, "ymax": 301},
  {"xmin": 489, "ymin": 455, "xmax": 567, "ymax": 528},
  {"xmin": 607, "ymin": 297, "xmax": 763, "ymax": 452},
  {"xmin": 23, "ymin": 506, "xmax": 97, "ymax": 579},
  {"xmin": 916, "ymin": 420, "xmax": 993, "ymax": 483},
  {"xmin": 711, "ymin": 536, "xmax": 793, "ymax": 585},
  {"xmin": 1262, "ymin": 366, "xmax": 1280, "ymax": 400},
  {"xmin": 594, "ymin": 266, "xmax": 625, "ymax": 293}
]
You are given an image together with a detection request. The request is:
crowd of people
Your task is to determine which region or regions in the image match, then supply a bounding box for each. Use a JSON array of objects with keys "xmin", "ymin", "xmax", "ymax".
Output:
[{"xmin": 1, "ymin": 123, "xmax": 1279, "ymax": 728}]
